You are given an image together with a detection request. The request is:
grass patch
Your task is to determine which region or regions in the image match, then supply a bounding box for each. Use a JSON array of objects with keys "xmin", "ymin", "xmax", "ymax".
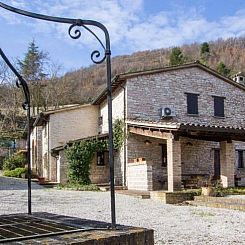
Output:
[
  {"xmin": 178, "ymin": 189, "xmax": 202, "ymax": 196},
  {"xmin": 182, "ymin": 187, "xmax": 245, "ymax": 197},
  {"xmin": 56, "ymin": 183, "xmax": 100, "ymax": 191},
  {"xmin": 192, "ymin": 211, "xmax": 215, "ymax": 217},
  {"xmin": 214, "ymin": 187, "xmax": 245, "ymax": 196}
]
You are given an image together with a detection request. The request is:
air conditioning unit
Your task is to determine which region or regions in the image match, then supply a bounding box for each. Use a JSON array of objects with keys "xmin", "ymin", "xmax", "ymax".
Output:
[{"xmin": 161, "ymin": 106, "xmax": 176, "ymax": 118}]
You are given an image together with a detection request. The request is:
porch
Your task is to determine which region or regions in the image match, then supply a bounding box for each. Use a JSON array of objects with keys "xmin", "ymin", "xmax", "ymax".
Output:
[{"xmin": 127, "ymin": 120, "xmax": 245, "ymax": 192}]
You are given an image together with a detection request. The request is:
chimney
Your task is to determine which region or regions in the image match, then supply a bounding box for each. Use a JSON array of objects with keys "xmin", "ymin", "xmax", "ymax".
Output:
[{"xmin": 233, "ymin": 72, "xmax": 245, "ymax": 86}]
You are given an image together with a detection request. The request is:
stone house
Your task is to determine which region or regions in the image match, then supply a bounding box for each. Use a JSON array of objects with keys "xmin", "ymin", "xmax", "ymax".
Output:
[
  {"xmin": 32, "ymin": 61, "xmax": 245, "ymax": 191},
  {"xmin": 30, "ymin": 104, "xmax": 99, "ymax": 182}
]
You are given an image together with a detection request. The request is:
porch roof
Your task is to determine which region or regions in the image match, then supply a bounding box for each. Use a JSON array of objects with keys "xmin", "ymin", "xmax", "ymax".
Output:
[
  {"xmin": 127, "ymin": 120, "xmax": 245, "ymax": 142},
  {"xmin": 51, "ymin": 133, "xmax": 108, "ymax": 156}
]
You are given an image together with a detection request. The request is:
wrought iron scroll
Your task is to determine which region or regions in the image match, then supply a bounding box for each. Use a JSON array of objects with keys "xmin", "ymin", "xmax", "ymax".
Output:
[
  {"xmin": 0, "ymin": 2, "xmax": 116, "ymax": 227},
  {"xmin": 0, "ymin": 48, "xmax": 31, "ymax": 215}
]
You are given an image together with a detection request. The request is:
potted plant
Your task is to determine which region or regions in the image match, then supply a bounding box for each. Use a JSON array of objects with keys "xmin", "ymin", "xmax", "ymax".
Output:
[
  {"xmin": 201, "ymin": 175, "xmax": 215, "ymax": 196},
  {"xmin": 38, "ymin": 176, "xmax": 45, "ymax": 184}
]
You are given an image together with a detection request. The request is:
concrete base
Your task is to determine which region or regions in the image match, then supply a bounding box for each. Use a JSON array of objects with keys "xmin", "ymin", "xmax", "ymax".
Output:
[{"xmin": 1, "ymin": 212, "xmax": 154, "ymax": 244}]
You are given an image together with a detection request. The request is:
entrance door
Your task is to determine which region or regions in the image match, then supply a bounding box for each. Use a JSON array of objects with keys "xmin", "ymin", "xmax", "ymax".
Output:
[{"xmin": 214, "ymin": 149, "xmax": 221, "ymax": 178}]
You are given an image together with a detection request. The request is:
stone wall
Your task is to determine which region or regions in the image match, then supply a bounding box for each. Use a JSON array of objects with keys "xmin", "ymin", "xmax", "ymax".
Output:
[
  {"xmin": 181, "ymin": 137, "xmax": 219, "ymax": 176},
  {"xmin": 90, "ymin": 153, "xmax": 110, "ymax": 184},
  {"xmin": 58, "ymin": 150, "xmax": 68, "ymax": 184},
  {"xmin": 127, "ymin": 67, "xmax": 245, "ymax": 128},
  {"xmin": 100, "ymin": 86, "xmax": 125, "ymax": 134},
  {"xmin": 100, "ymin": 85, "xmax": 126, "ymax": 185},
  {"xmin": 40, "ymin": 105, "xmax": 99, "ymax": 182},
  {"xmin": 234, "ymin": 141, "xmax": 245, "ymax": 186},
  {"xmin": 49, "ymin": 105, "xmax": 99, "ymax": 150},
  {"xmin": 56, "ymin": 150, "xmax": 110, "ymax": 184}
]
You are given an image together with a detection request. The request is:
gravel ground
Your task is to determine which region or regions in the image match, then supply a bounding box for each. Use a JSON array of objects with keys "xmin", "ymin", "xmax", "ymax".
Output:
[{"xmin": 0, "ymin": 177, "xmax": 245, "ymax": 245}]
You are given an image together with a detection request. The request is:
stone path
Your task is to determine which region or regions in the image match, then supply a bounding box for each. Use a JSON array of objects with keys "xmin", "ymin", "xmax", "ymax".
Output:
[{"xmin": 0, "ymin": 177, "xmax": 245, "ymax": 244}]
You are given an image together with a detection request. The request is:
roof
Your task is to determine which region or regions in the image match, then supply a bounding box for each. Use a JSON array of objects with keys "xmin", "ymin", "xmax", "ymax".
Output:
[
  {"xmin": 51, "ymin": 133, "xmax": 108, "ymax": 155},
  {"xmin": 127, "ymin": 119, "xmax": 245, "ymax": 142},
  {"xmin": 33, "ymin": 104, "xmax": 93, "ymax": 127},
  {"xmin": 93, "ymin": 61, "xmax": 245, "ymax": 105}
]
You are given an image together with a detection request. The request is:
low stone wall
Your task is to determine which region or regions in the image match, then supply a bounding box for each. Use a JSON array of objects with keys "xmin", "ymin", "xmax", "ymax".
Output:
[
  {"xmin": 127, "ymin": 158, "xmax": 153, "ymax": 191},
  {"xmin": 193, "ymin": 196, "xmax": 245, "ymax": 211},
  {"xmin": 24, "ymin": 212, "xmax": 154, "ymax": 244},
  {"xmin": 150, "ymin": 191, "xmax": 195, "ymax": 204}
]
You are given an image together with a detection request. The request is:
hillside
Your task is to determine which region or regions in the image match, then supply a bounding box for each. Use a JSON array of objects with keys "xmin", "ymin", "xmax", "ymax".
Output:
[{"xmin": 60, "ymin": 36, "xmax": 245, "ymax": 103}]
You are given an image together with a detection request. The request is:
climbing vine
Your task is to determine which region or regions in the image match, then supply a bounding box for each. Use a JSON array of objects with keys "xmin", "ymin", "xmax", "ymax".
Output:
[{"xmin": 65, "ymin": 118, "xmax": 124, "ymax": 185}]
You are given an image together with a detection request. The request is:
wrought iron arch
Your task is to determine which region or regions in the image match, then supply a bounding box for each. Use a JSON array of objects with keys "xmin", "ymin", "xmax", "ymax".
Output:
[{"xmin": 0, "ymin": 2, "xmax": 116, "ymax": 228}]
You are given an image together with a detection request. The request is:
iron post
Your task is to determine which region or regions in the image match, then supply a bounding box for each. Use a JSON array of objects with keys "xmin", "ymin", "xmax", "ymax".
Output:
[{"xmin": 0, "ymin": 2, "xmax": 116, "ymax": 227}]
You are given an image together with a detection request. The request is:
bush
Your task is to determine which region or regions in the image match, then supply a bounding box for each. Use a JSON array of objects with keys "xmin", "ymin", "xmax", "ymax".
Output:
[
  {"xmin": 2, "ymin": 153, "xmax": 26, "ymax": 171},
  {"xmin": 56, "ymin": 183, "xmax": 100, "ymax": 191},
  {"xmin": 3, "ymin": 168, "xmax": 27, "ymax": 178}
]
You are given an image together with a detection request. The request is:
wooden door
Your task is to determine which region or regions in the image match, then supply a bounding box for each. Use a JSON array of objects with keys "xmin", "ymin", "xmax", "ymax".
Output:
[{"xmin": 214, "ymin": 149, "xmax": 221, "ymax": 178}]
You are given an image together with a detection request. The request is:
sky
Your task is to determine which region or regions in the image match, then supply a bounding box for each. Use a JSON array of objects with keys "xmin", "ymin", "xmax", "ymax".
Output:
[{"xmin": 0, "ymin": 0, "xmax": 245, "ymax": 74}]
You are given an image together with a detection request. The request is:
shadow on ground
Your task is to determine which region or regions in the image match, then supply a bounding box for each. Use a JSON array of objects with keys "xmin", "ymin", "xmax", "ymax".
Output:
[{"xmin": 0, "ymin": 176, "xmax": 44, "ymax": 190}]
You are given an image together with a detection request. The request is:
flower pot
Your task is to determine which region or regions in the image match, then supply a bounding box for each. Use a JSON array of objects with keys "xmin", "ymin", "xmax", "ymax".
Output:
[
  {"xmin": 201, "ymin": 186, "xmax": 214, "ymax": 196},
  {"xmin": 38, "ymin": 177, "xmax": 45, "ymax": 185}
]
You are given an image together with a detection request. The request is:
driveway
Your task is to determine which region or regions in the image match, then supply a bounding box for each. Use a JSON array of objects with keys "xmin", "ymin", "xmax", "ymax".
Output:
[
  {"xmin": 0, "ymin": 176, "xmax": 44, "ymax": 190},
  {"xmin": 0, "ymin": 177, "xmax": 244, "ymax": 244}
]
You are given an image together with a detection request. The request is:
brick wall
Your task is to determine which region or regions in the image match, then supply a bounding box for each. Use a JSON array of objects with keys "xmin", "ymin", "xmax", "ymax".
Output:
[
  {"xmin": 127, "ymin": 159, "xmax": 153, "ymax": 191},
  {"xmin": 127, "ymin": 134, "xmax": 167, "ymax": 190}
]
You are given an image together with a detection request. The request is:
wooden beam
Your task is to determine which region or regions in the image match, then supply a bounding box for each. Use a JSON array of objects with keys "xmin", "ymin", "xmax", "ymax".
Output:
[{"xmin": 129, "ymin": 126, "xmax": 172, "ymax": 139}]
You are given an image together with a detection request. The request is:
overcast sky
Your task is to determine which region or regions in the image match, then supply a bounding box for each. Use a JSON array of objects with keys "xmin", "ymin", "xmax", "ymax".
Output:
[{"xmin": 0, "ymin": 0, "xmax": 245, "ymax": 73}]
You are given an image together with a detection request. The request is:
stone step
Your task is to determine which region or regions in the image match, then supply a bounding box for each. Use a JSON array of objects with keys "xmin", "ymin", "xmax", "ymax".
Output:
[
  {"xmin": 98, "ymin": 185, "xmax": 127, "ymax": 192},
  {"xmin": 194, "ymin": 195, "xmax": 245, "ymax": 205},
  {"xmin": 116, "ymin": 190, "xmax": 151, "ymax": 199},
  {"xmin": 189, "ymin": 196, "xmax": 245, "ymax": 211},
  {"xmin": 188, "ymin": 200, "xmax": 245, "ymax": 211}
]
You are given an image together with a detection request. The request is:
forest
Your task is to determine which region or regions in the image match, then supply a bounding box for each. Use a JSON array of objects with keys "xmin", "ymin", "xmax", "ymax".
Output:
[{"xmin": 0, "ymin": 36, "xmax": 245, "ymax": 138}]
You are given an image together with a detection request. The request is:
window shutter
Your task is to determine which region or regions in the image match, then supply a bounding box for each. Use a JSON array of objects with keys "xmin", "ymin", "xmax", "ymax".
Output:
[
  {"xmin": 214, "ymin": 96, "xmax": 224, "ymax": 117},
  {"xmin": 186, "ymin": 93, "xmax": 198, "ymax": 115}
]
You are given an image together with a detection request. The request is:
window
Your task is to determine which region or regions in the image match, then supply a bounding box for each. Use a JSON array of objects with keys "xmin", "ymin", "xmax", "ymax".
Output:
[
  {"xmin": 97, "ymin": 152, "xmax": 105, "ymax": 166},
  {"xmin": 98, "ymin": 116, "xmax": 103, "ymax": 126},
  {"xmin": 160, "ymin": 144, "xmax": 167, "ymax": 167},
  {"xmin": 236, "ymin": 150, "xmax": 244, "ymax": 169},
  {"xmin": 186, "ymin": 93, "xmax": 199, "ymax": 115},
  {"xmin": 213, "ymin": 96, "xmax": 225, "ymax": 117}
]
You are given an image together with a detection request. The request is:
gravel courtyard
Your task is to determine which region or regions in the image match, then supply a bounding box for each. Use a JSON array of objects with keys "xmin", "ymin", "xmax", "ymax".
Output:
[{"xmin": 0, "ymin": 177, "xmax": 245, "ymax": 244}]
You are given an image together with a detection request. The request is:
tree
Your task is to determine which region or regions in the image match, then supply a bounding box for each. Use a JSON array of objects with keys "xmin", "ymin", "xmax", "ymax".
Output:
[
  {"xmin": 216, "ymin": 61, "xmax": 231, "ymax": 77},
  {"xmin": 18, "ymin": 41, "xmax": 48, "ymax": 114},
  {"xmin": 169, "ymin": 47, "xmax": 185, "ymax": 66},
  {"xmin": 200, "ymin": 42, "xmax": 210, "ymax": 65},
  {"xmin": 200, "ymin": 42, "xmax": 210, "ymax": 55},
  {"xmin": 0, "ymin": 61, "xmax": 24, "ymax": 138}
]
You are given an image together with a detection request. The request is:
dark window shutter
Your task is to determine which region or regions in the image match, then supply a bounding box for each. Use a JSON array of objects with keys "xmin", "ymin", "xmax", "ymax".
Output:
[
  {"xmin": 237, "ymin": 150, "xmax": 244, "ymax": 168},
  {"xmin": 160, "ymin": 144, "xmax": 167, "ymax": 167},
  {"xmin": 186, "ymin": 93, "xmax": 198, "ymax": 114},
  {"xmin": 214, "ymin": 96, "xmax": 224, "ymax": 117}
]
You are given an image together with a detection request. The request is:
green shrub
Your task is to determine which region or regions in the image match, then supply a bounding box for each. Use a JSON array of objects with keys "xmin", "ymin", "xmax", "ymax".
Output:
[
  {"xmin": 2, "ymin": 153, "xmax": 26, "ymax": 171},
  {"xmin": 56, "ymin": 183, "xmax": 100, "ymax": 191},
  {"xmin": 3, "ymin": 167, "xmax": 27, "ymax": 178},
  {"xmin": 65, "ymin": 119, "xmax": 124, "ymax": 185}
]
